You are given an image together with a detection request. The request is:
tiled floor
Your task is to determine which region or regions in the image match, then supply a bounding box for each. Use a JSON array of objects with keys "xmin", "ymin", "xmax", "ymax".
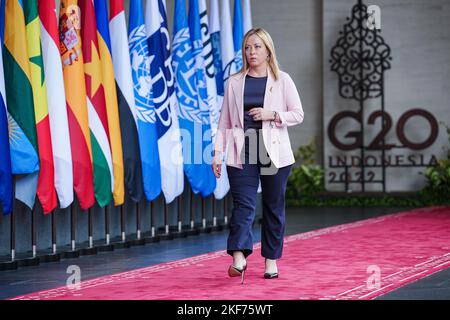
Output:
[{"xmin": 0, "ymin": 206, "xmax": 449, "ymax": 300}]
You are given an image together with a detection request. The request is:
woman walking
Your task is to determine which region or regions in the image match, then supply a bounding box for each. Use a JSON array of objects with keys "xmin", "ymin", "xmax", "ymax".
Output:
[{"xmin": 212, "ymin": 28, "xmax": 305, "ymax": 283}]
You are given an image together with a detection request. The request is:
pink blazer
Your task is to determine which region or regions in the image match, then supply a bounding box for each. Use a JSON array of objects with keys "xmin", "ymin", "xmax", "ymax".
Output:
[{"xmin": 214, "ymin": 68, "xmax": 304, "ymax": 169}]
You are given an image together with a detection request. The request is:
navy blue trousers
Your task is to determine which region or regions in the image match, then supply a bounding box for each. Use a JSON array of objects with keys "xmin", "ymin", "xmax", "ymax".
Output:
[{"xmin": 226, "ymin": 131, "xmax": 292, "ymax": 260}]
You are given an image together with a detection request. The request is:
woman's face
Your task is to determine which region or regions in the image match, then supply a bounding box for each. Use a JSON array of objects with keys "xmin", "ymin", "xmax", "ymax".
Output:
[{"xmin": 245, "ymin": 34, "xmax": 269, "ymax": 69}]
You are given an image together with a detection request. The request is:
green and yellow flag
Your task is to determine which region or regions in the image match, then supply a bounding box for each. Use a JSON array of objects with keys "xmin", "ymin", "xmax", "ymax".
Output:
[
  {"xmin": 3, "ymin": 0, "xmax": 39, "ymax": 209},
  {"xmin": 24, "ymin": 0, "xmax": 57, "ymax": 213}
]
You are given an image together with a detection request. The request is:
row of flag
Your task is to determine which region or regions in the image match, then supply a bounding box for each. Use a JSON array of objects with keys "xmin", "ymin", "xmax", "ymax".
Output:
[{"xmin": 0, "ymin": 0, "xmax": 253, "ymax": 216}]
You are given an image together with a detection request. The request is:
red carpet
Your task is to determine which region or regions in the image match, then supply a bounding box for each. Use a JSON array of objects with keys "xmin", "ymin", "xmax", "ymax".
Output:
[{"xmin": 10, "ymin": 206, "xmax": 450, "ymax": 300}]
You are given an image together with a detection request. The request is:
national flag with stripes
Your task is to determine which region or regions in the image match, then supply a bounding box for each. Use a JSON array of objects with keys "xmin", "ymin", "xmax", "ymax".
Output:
[
  {"xmin": 95, "ymin": 0, "xmax": 125, "ymax": 206},
  {"xmin": 3, "ymin": 0, "xmax": 40, "ymax": 210},
  {"xmin": 79, "ymin": 0, "xmax": 113, "ymax": 207},
  {"xmin": 24, "ymin": 0, "xmax": 57, "ymax": 214},
  {"xmin": 59, "ymin": 0, "xmax": 95, "ymax": 211},
  {"xmin": 109, "ymin": 0, "xmax": 143, "ymax": 202},
  {"xmin": 128, "ymin": 0, "xmax": 162, "ymax": 202},
  {"xmin": 145, "ymin": 0, "xmax": 184, "ymax": 203},
  {"xmin": 39, "ymin": 0, "xmax": 74, "ymax": 209}
]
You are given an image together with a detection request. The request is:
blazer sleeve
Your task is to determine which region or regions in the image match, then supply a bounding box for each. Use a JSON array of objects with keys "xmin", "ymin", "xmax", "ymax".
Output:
[
  {"xmin": 214, "ymin": 81, "xmax": 232, "ymax": 153},
  {"xmin": 275, "ymin": 73, "xmax": 305, "ymax": 128}
]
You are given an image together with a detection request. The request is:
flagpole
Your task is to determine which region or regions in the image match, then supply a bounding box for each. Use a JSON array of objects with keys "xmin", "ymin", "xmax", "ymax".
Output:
[
  {"xmin": 201, "ymin": 197, "xmax": 206, "ymax": 229},
  {"xmin": 88, "ymin": 208, "xmax": 93, "ymax": 248},
  {"xmin": 82, "ymin": 207, "xmax": 96, "ymax": 255},
  {"xmin": 32, "ymin": 205, "xmax": 37, "ymax": 258},
  {"xmin": 51, "ymin": 209, "xmax": 56, "ymax": 254},
  {"xmin": 120, "ymin": 205, "xmax": 125, "ymax": 242},
  {"xmin": 39, "ymin": 208, "xmax": 60, "ymax": 263},
  {"xmin": 105, "ymin": 204, "xmax": 110, "ymax": 245},
  {"xmin": 151, "ymin": 200, "xmax": 155, "ymax": 237},
  {"xmin": 213, "ymin": 196, "xmax": 217, "ymax": 227},
  {"xmin": 208, "ymin": 195, "xmax": 219, "ymax": 232},
  {"xmin": 164, "ymin": 198, "xmax": 169, "ymax": 235},
  {"xmin": 71, "ymin": 204, "xmax": 76, "ymax": 252},
  {"xmin": 136, "ymin": 200, "xmax": 141, "ymax": 240},
  {"xmin": 173, "ymin": 195, "xmax": 187, "ymax": 238},
  {"xmin": 159, "ymin": 197, "xmax": 173, "ymax": 241},
  {"xmin": 99, "ymin": 203, "xmax": 114, "ymax": 251},
  {"xmin": 202, "ymin": 196, "xmax": 213, "ymax": 233},
  {"xmin": 10, "ymin": 177, "xmax": 16, "ymax": 262},
  {"xmin": 190, "ymin": 188, "xmax": 195, "ymax": 230},
  {"xmin": 34, "ymin": 208, "xmax": 61, "ymax": 263},
  {"xmin": 186, "ymin": 187, "xmax": 199, "ymax": 236},
  {"xmin": 189, "ymin": 189, "xmax": 195, "ymax": 230},
  {"xmin": 177, "ymin": 196, "xmax": 182, "ymax": 233},
  {"xmin": 224, "ymin": 195, "xmax": 228, "ymax": 225}
]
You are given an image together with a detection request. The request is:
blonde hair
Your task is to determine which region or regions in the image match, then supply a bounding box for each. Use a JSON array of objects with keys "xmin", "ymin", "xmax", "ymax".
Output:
[{"xmin": 238, "ymin": 28, "xmax": 280, "ymax": 81}]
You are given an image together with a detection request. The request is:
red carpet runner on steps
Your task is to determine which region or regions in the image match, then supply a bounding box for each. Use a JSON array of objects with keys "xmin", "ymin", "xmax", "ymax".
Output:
[{"xmin": 10, "ymin": 206, "xmax": 450, "ymax": 300}]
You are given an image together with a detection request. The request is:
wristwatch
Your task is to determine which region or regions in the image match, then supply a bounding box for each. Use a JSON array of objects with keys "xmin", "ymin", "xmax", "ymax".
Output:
[{"xmin": 272, "ymin": 111, "xmax": 278, "ymax": 122}]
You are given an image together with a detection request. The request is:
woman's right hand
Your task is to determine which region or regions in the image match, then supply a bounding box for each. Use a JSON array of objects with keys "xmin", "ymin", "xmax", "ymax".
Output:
[{"xmin": 212, "ymin": 151, "xmax": 222, "ymax": 178}]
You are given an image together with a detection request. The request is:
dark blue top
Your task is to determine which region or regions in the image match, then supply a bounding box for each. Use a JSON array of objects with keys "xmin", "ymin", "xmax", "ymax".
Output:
[{"xmin": 243, "ymin": 74, "xmax": 267, "ymax": 131}]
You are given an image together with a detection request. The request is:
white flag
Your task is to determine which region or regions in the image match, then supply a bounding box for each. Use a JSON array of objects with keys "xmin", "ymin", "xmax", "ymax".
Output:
[
  {"xmin": 200, "ymin": 0, "xmax": 230, "ymax": 199},
  {"xmin": 109, "ymin": 0, "xmax": 144, "ymax": 202},
  {"xmin": 220, "ymin": 0, "xmax": 237, "ymax": 82},
  {"xmin": 243, "ymin": 0, "xmax": 253, "ymax": 33}
]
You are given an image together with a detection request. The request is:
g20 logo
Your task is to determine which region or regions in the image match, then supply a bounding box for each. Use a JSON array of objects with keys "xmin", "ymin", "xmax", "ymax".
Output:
[{"xmin": 328, "ymin": 109, "xmax": 439, "ymax": 151}]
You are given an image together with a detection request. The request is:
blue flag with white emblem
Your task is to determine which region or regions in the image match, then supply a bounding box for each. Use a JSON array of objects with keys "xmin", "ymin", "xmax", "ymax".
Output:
[
  {"xmin": 145, "ymin": 0, "xmax": 184, "ymax": 204},
  {"xmin": 198, "ymin": 0, "xmax": 230, "ymax": 200},
  {"xmin": 172, "ymin": 0, "xmax": 215, "ymax": 197},
  {"xmin": 233, "ymin": 0, "xmax": 244, "ymax": 70},
  {"xmin": 188, "ymin": 0, "xmax": 216, "ymax": 196},
  {"xmin": 128, "ymin": 0, "xmax": 161, "ymax": 201}
]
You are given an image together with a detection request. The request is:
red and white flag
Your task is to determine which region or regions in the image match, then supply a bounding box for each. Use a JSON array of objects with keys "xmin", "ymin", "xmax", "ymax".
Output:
[{"xmin": 39, "ymin": 0, "xmax": 74, "ymax": 209}]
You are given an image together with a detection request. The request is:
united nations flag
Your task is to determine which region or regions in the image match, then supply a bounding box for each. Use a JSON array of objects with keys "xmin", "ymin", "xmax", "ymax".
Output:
[{"xmin": 172, "ymin": 0, "xmax": 216, "ymax": 197}]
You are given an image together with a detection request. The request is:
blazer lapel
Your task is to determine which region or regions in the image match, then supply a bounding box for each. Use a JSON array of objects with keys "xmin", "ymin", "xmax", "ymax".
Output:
[
  {"xmin": 231, "ymin": 70, "xmax": 248, "ymax": 128},
  {"xmin": 263, "ymin": 69, "xmax": 276, "ymax": 112}
]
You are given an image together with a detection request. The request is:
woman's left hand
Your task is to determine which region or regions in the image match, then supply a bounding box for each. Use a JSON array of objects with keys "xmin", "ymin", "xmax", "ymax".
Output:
[{"xmin": 248, "ymin": 107, "xmax": 274, "ymax": 121}]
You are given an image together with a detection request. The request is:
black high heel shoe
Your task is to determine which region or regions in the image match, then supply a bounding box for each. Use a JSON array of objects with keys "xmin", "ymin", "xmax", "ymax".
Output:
[
  {"xmin": 263, "ymin": 272, "xmax": 279, "ymax": 279},
  {"xmin": 264, "ymin": 259, "xmax": 279, "ymax": 279},
  {"xmin": 228, "ymin": 263, "xmax": 248, "ymax": 284}
]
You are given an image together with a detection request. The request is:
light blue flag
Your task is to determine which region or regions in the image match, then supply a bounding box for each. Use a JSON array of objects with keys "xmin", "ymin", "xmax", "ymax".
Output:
[
  {"xmin": 0, "ymin": 0, "xmax": 12, "ymax": 215},
  {"xmin": 209, "ymin": 0, "xmax": 224, "ymax": 96},
  {"xmin": 172, "ymin": 0, "xmax": 215, "ymax": 197},
  {"xmin": 0, "ymin": 96, "xmax": 12, "ymax": 215},
  {"xmin": 188, "ymin": 0, "xmax": 216, "ymax": 196},
  {"xmin": 243, "ymin": 0, "xmax": 253, "ymax": 33},
  {"xmin": 144, "ymin": 0, "xmax": 184, "ymax": 204},
  {"xmin": 0, "ymin": 1, "xmax": 12, "ymax": 215},
  {"xmin": 233, "ymin": 0, "xmax": 244, "ymax": 70},
  {"xmin": 128, "ymin": 0, "xmax": 161, "ymax": 201}
]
